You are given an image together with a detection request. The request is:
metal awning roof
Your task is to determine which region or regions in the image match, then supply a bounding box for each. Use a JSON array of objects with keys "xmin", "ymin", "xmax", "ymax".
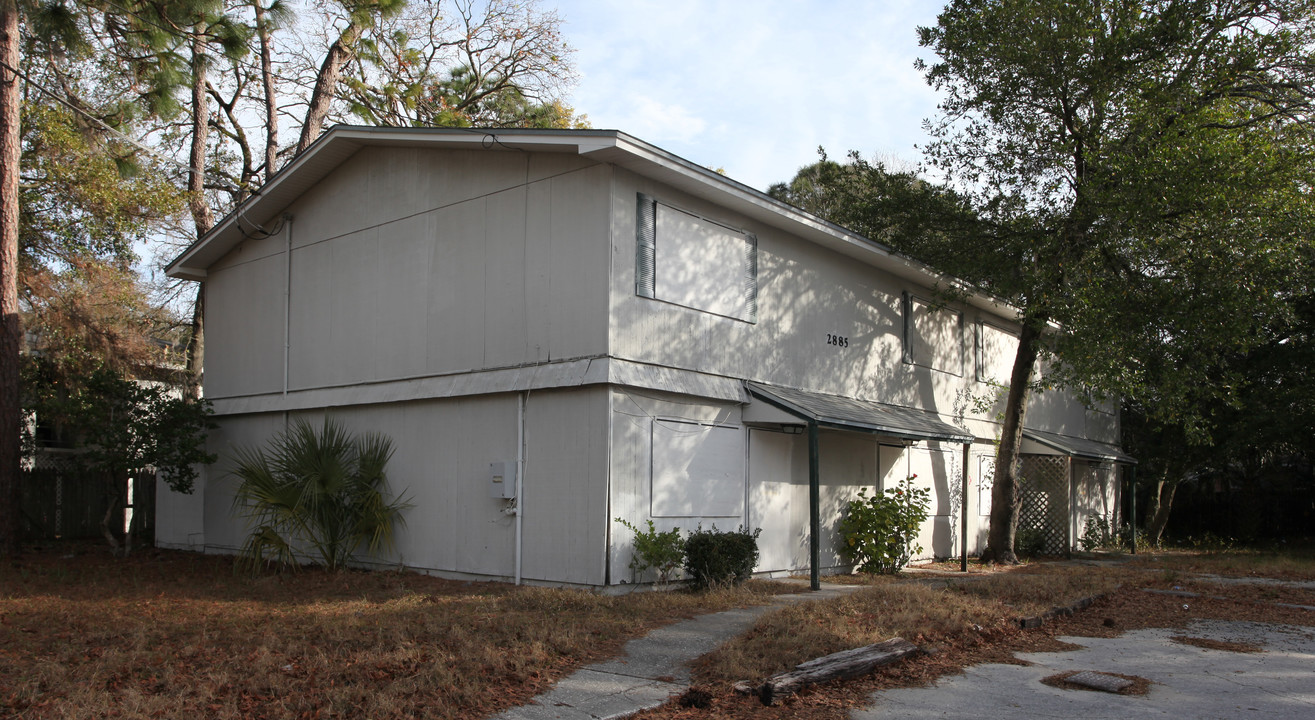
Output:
[
  {"xmin": 1022, "ymin": 429, "xmax": 1137, "ymax": 464},
  {"xmin": 745, "ymin": 382, "xmax": 974, "ymax": 443}
]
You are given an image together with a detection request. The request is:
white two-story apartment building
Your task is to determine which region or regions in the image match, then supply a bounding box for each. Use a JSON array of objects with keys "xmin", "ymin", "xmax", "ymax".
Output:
[{"xmin": 161, "ymin": 126, "xmax": 1130, "ymax": 587}]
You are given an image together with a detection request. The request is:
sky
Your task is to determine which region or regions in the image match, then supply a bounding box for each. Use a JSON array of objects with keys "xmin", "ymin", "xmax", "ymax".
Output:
[{"xmin": 551, "ymin": 0, "xmax": 946, "ymax": 192}]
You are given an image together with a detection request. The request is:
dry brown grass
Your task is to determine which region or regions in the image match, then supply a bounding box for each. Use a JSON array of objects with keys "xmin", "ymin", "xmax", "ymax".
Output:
[
  {"xmin": 947, "ymin": 564, "xmax": 1127, "ymax": 617},
  {"xmin": 693, "ymin": 564, "xmax": 1124, "ymax": 687},
  {"xmin": 694, "ymin": 582, "xmax": 1011, "ymax": 685},
  {"xmin": 1125, "ymin": 542, "xmax": 1315, "ymax": 580},
  {"xmin": 0, "ymin": 542, "xmax": 796, "ymax": 720}
]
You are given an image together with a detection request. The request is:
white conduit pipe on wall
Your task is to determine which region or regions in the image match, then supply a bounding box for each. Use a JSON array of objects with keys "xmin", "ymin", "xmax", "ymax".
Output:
[
  {"xmin": 282, "ymin": 214, "xmax": 294, "ymax": 396},
  {"xmin": 515, "ymin": 391, "xmax": 526, "ymax": 585}
]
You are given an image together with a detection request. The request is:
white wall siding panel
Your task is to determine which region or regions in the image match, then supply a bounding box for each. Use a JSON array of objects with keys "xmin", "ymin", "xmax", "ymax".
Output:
[
  {"xmin": 213, "ymin": 149, "xmax": 612, "ymax": 401},
  {"xmin": 201, "ymin": 413, "xmax": 288, "ymax": 553},
  {"xmin": 155, "ymin": 469, "xmax": 206, "ymax": 550},
  {"xmin": 748, "ymin": 429, "xmax": 800, "ymax": 574},
  {"xmin": 209, "ymin": 226, "xmax": 286, "ymax": 273},
  {"xmin": 522, "ymin": 388, "xmax": 609, "ymax": 585},
  {"xmin": 206, "ymin": 254, "xmax": 286, "ymax": 398},
  {"xmin": 341, "ymin": 397, "xmax": 519, "ymax": 577},
  {"xmin": 330, "ymin": 226, "xmax": 381, "ymax": 383},
  {"xmin": 287, "ymin": 236, "xmax": 333, "ymax": 390},
  {"xmin": 815, "ymin": 432, "xmax": 883, "ymax": 570},
  {"xmin": 907, "ymin": 445, "xmax": 963, "ymax": 560},
  {"xmin": 197, "ymin": 396, "xmax": 545, "ymax": 579},
  {"xmin": 606, "ymin": 169, "xmax": 1105, "ymax": 449},
  {"xmin": 482, "ymin": 188, "xmax": 530, "ymax": 368},
  {"xmin": 287, "ymin": 147, "xmax": 531, "ymax": 250},
  {"xmin": 373, "ymin": 214, "xmax": 432, "ymax": 379},
  {"xmin": 608, "ymin": 389, "xmax": 742, "ymax": 584},
  {"xmin": 426, "ymin": 199, "xmax": 488, "ymax": 373},
  {"xmin": 548, "ymin": 167, "xmax": 612, "ymax": 360},
  {"xmin": 610, "ymin": 170, "xmax": 946, "ymax": 413}
]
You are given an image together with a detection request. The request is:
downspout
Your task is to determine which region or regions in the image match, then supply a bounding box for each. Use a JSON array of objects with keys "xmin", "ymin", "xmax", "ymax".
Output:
[
  {"xmin": 808, "ymin": 420, "xmax": 820, "ymax": 591},
  {"xmin": 961, "ymin": 442, "xmax": 970, "ymax": 572},
  {"xmin": 515, "ymin": 391, "xmax": 526, "ymax": 585}
]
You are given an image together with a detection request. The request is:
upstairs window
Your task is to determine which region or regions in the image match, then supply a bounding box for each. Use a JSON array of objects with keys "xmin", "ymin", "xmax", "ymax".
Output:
[
  {"xmin": 902, "ymin": 292, "xmax": 963, "ymax": 375},
  {"xmin": 976, "ymin": 321, "xmax": 1018, "ymax": 384},
  {"xmin": 636, "ymin": 194, "xmax": 758, "ymax": 322}
]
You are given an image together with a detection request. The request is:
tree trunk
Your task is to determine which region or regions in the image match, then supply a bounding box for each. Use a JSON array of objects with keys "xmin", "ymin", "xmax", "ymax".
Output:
[
  {"xmin": 1144, "ymin": 475, "xmax": 1179, "ymax": 546},
  {"xmin": 184, "ymin": 286, "xmax": 204, "ymax": 397},
  {"xmin": 100, "ymin": 492, "xmax": 121, "ymax": 555},
  {"xmin": 297, "ymin": 21, "xmax": 363, "ymax": 154},
  {"xmin": 184, "ymin": 28, "xmax": 213, "ymax": 399},
  {"xmin": 256, "ymin": 0, "xmax": 278, "ymax": 182},
  {"xmin": 0, "ymin": 1, "xmax": 22, "ymax": 559},
  {"xmin": 980, "ymin": 320, "xmax": 1044, "ymax": 565}
]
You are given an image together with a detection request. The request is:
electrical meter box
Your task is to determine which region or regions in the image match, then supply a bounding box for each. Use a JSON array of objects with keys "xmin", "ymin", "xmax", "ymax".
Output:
[{"xmin": 489, "ymin": 461, "xmax": 517, "ymax": 499}]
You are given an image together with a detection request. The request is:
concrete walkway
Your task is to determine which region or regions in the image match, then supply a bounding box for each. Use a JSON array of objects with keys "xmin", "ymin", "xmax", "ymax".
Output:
[{"xmin": 492, "ymin": 582, "xmax": 864, "ymax": 720}]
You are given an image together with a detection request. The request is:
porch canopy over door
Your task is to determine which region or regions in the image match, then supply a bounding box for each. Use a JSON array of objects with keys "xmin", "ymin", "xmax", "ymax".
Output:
[
  {"xmin": 1019, "ymin": 429, "xmax": 1137, "ymax": 555},
  {"xmin": 1021, "ymin": 429, "xmax": 1137, "ymax": 465},
  {"xmin": 744, "ymin": 382, "xmax": 973, "ymax": 588}
]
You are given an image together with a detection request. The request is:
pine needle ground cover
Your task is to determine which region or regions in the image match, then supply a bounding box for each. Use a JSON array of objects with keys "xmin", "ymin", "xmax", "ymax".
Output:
[{"xmin": 0, "ymin": 542, "xmax": 794, "ymax": 719}]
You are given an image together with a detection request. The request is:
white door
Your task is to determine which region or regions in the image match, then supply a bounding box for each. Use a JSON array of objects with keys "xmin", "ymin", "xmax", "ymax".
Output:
[{"xmin": 748, "ymin": 429, "xmax": 798, "ymax": 573}]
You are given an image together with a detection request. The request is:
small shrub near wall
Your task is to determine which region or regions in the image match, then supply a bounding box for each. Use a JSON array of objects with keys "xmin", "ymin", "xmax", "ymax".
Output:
[
  {"xmin": 683, "ymin": 526, "xmax": 761, "ymax": 590},
  {"xmin": 838, "ymin": 475, "xmax": 931, "ymax": 574},
  {"xmin": 615, "ymin": 518, "xmax": 685, "ymax": 585}
]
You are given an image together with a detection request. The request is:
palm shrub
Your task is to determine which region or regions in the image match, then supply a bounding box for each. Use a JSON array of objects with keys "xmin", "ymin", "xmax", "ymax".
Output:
[
  {"xmin": 838, "ymin": 475, "xmax": 930, "ymax": 574},
  {"xmin": 232, "ymin": 418, "xmax": 412, "ymax": 573}
]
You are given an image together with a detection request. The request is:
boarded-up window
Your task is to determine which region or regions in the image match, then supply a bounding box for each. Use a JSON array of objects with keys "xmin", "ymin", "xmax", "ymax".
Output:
[
  {"xmin": 651, "ymin": 419, "xmax": 745, "ymax": 518},
  {"xmin": 978, "ymin": 455, "xmax": 995, "ymax": 516},
  {"xmin": 977, "ymin": 322, "xmax": 1018, "ymax": 384},
  {"xmin": 636, "ymin": 195, "xmax": 757, "ymax": 322},
  {"xmin": 903, "ymin": 293, "xmax": 963, "ymax": 375}
]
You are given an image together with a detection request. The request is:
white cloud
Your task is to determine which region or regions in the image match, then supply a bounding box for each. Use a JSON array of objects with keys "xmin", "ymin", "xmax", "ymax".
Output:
[
  {"xmin": 555, "ymin": 0, "xmax": 945, "ymax": 190},
  {"xmin": 609, "ymin": 96, "xmax": 708, "ymax": 144}
]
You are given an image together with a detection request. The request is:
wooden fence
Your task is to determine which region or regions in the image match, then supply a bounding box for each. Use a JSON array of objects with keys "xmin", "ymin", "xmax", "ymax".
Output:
[{"xmin": 19, "ymin": 449, "xmax": 156, "ymax": 542}]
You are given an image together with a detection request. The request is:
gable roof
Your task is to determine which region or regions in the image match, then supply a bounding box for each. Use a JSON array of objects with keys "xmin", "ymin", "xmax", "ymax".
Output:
[{"xmin": 166, "ymin": 125, "xmax": 1012, "ymax": 316}]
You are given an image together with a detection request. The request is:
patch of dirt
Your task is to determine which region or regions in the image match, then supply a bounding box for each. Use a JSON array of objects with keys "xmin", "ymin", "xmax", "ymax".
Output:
[
  {"xmin": 1170, "ymin": 636, "xmax": 1264, "ymax": 653},
  {"xmin": 1041, "ymin": 670, "xmax": 1152, "ymax": 695}
]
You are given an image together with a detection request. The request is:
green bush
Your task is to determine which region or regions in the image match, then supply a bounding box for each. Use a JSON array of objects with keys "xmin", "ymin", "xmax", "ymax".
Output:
[
  {"xmin": 1080, "ymin": 515, "xmax": 1121, "ymax": 551},
  {"xmin": 1015, "ymin": 527, "xmax": 1046, "ymax": 558},
  {"xmin": 683, "ymin": 525, "xmax": 761, "ymax": 589},
  {"xmin": 232, "ymin": 418, "xmax": 413, "ymax": 573},
  {"xmin": 616, "ymin": 518, "xmax": 685, "ymax": 585},
  {"xmin": 838, "ymin": 475, "xmax": 930, "ymax": 574}
]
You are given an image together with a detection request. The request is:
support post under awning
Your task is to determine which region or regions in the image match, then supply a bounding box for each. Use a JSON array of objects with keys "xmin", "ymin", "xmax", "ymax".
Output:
[
  {"xmin": 808, "ymin": 420, "xmax": 820, "ymax": 591},
  {"xmin": 961, "ymin": 442, "xmax": 970, "ymax": 573}
]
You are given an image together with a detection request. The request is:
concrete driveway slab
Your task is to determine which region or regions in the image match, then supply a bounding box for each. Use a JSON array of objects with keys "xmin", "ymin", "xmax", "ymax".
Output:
[{"xmin": 853, "ymin": 620, "xmax": 1315, "ymax": 719}]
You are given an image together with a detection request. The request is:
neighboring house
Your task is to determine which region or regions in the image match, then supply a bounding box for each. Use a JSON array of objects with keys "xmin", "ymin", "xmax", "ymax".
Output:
[{"xmin": 160, "ymin": 126, "xmax": 1132, "ymax": 587}]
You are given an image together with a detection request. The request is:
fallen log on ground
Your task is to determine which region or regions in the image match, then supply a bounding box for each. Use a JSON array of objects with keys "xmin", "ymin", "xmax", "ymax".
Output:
[{"xmin": 758, "ymin": 637, "xmax": 920, "ymax": 705}]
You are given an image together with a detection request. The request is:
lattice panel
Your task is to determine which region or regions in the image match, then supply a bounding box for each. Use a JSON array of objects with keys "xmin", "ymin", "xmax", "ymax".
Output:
[{"xmin": 1018, "ymin": 456, "xmax": 1069, "ymax": 555}]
